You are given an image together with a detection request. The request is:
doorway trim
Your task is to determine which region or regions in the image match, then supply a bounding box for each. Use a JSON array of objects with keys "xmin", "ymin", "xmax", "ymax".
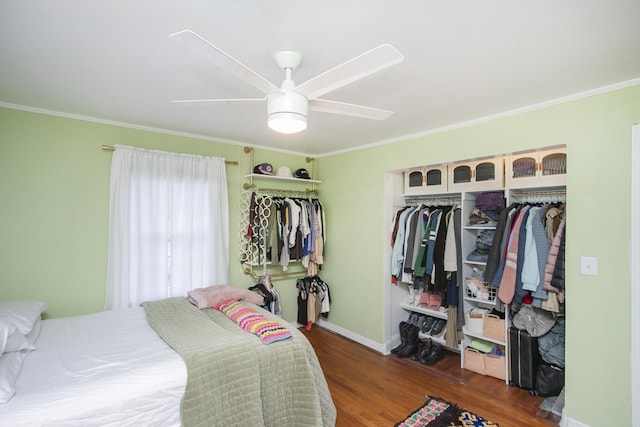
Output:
[{"xmin": 631, "ymin": 125, "xmax": 639, "ymax": 427}]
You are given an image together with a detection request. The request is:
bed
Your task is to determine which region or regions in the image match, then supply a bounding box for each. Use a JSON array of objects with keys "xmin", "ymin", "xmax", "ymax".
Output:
[{"xmin": 0, "ymin": 297, "xmax": 337, "ymax": 427}]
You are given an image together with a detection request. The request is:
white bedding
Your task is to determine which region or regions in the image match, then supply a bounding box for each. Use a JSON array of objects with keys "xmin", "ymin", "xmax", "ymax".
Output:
[{"xmin": 0, "ymin": 307, "xmax": 187, "ymax": 427}]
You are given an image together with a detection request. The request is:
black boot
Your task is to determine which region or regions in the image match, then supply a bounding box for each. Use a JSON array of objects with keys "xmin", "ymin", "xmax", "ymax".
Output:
[
  {"xmin": 390, "ymin": 321, "xmax": 409, "ymax": 354},
  {"xmin": 397, "ymin": 324, "xmax": 419, "ymax": 358},
  {"xmin": 411, "ymin": 338, "xmax": 433, "ymax": 361},
  {"xmin": 421, "ymin": 343, "xmax": 444, "ymax": 365}
]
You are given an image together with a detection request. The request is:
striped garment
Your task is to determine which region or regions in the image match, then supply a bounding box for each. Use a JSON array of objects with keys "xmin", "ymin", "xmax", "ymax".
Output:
[{"xmin": 214, "ymin": 299, "xmax": 292, "ymax": 344}]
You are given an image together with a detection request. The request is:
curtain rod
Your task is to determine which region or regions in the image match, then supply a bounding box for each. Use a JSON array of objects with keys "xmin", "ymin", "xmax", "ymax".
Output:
[{"xmin": 101, "ymin": 145, "xmax": 238, "ymax": 165}]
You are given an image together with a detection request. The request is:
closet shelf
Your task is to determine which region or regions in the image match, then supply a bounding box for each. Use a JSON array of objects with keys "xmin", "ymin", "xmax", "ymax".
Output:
[
  {"xmin": 399, "ymin": 303, "xmax": 448, "ymax": 320},
  {"xmin": 462, "ymin": 325, "xmax": 506, "ymax": 346},
  {"xmin": 244, "ymin": 173, "xmax": 322, "ymax": 184},
  {"xmin": 463, "ymin": 224, "xmax": 497, "ymax": 230},
  {"xmin": 463, "ymin": 295, "xmax": 497, "ymax": 306},
  {"xmin": 463, "ymin": 260, "xmax": 487, "ymax": 266},
  {"xmin": 419, "ymin": 332, "xmax": 446, "ymax": 346}
]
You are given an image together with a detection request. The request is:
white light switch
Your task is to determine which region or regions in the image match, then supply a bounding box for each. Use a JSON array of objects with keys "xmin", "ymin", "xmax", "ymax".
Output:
[{"xmin": 580, "ymin": 256, "xmax": 598, "ymax": 276}]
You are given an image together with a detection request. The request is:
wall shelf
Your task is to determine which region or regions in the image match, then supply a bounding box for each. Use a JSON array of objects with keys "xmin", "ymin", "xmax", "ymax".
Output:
[{"xmin": 243, "ymin": 173, "xmax": 322, "ymax": 184}]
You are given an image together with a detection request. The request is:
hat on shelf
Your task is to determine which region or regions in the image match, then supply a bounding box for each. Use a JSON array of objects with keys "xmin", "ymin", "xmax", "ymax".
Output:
[
  {"xmin": 276, "ymin": 166, "xmax": 293, "ymax": 178},
  {"xmin": 294, "ymin": 168, "xmax": 311, "ymax": 179},
  {"xmin": 253, "ymin": 163, "xmax": 274, "ymax": 175}
]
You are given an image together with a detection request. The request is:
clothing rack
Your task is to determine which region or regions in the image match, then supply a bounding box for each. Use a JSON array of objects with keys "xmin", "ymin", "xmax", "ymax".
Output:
[
  {"xmin": 242, "ymin": 183, "xmax": 319, "ymax": 197},
  {"xmin": 404, "ymin": 194, "xmax": 461, "ymax": 206},
  {"xmin": 243, "ymin": 266, "xmax": 308, "ymax": 280},
  {"xmin": 239, "ymin": 190, "xmax": 321, "ymax": 280},
  {"xmin": 510, "ymin": 189, "xmax": 566, "ymax": 204}
]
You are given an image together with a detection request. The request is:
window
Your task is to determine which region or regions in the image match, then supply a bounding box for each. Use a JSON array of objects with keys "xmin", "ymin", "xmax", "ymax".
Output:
[{"xmin": 105, "ymin": 146, "xmax": 229, "ymax": 309}]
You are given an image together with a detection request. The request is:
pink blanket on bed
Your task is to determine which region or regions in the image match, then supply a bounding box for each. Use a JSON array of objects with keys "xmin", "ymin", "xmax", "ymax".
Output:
[{"xmin": 187, "ymin": 285, "xmax": 264, "ymax": 309}]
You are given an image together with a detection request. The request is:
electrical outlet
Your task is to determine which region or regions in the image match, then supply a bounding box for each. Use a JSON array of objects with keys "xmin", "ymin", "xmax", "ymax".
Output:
[{"xmin": 580, "ymin": 256, "xmax": 598, "ymax": 276}]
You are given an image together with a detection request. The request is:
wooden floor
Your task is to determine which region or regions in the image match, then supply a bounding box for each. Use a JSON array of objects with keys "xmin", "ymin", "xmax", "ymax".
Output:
[{"xmin": 300, "ymin": 325, "xmax": 560, "ymax": 427}]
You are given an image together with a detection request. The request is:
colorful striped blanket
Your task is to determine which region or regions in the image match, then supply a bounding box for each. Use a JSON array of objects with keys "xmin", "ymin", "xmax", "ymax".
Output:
[{"xmin": 214, "ymin": 299, "xmax": 292, "ymax": 344}]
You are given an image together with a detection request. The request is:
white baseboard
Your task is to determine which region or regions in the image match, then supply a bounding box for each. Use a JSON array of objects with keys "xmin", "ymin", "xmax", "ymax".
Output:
[
  {"xmin": 315, "ymin": 318, "xmax": 386, "ymax": 354},
  {"xmin": 562, "ymin": 413, "xmax": 589, "ymax": 427}
]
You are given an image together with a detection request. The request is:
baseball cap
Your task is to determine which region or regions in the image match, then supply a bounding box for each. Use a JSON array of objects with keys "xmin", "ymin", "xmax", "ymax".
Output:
[
  {"xmin": 253, "ymin": 163, "xmax": 274, "ymax": 175},
  {"xmin": 294, "ymin": 168, "xmax": 311, "ymax": 179},
  {"xmin": 276, "ymin": 166, "xmax": 293, "ymax": 178}
]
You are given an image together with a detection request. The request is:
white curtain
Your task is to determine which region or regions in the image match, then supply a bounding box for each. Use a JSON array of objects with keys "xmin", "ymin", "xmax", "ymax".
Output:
[{"xmin": 105, "ymin": 145, "xmax": 229, "ymax": 309}]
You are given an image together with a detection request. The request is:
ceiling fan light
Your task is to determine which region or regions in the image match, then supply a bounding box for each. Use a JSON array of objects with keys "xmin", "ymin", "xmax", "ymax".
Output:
[
  {"xmin": 267, "ymin": 92, "xmax": 309, "ymax": 134},
  {"xmin": 268, "ymin": 112, "xmax": 307, "ymax": 134}
]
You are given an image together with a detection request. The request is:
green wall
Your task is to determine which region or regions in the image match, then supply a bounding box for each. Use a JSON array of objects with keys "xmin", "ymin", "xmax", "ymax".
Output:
[{"xmin": 1, "ymin": 84, "xmax": 639, "ymax": 426}]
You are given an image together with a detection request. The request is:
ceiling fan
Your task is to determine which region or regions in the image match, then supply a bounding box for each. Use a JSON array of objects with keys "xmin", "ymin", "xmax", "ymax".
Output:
[{"xmin": 170, "ymin": 30, "xmax": 404, "ymax": 134}]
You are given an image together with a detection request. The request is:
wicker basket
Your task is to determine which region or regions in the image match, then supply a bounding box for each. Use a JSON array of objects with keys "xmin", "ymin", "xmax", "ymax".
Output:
[
  {"xmin": 483, "ymin": 314, "xmax": 506, "ymax": 342},
  {"xmin": 463, "ymin": 347, "xmax": 486, "ymax": 375},
  {"xmin": 464, "ymin": 308, "xmax": 488, "ymax": 335},
  {"xmin": 484, "ymin": 353, "xmax": 506, "ymax": 380}
]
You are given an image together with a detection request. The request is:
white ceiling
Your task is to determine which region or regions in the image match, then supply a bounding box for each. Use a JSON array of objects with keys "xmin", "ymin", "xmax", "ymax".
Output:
[{"xmin": 1, "ymin": 1, "xmax": 639, "ymax": 156}]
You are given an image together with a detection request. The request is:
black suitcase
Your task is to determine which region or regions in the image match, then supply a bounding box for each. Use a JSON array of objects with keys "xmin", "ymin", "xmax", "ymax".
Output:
[{"xmin": 508, "ymin": 327, "xmax": 540, "ymax": 390}]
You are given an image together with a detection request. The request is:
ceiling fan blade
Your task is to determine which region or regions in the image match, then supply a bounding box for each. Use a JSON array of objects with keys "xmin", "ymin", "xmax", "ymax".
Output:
[
  {"xmin": 170, "ymin": 30, "xmax": 279, "ymax": 96},
  {"xmin": 295, "ymin": 44, "xmax": 404, "ymax": 100},
  {"xmin": 309, "ymin": 99, "xmax": 394, "ymax": 120},
  {"xmin": 172, "ymin": 98, "xmax": 266, "ymax": 106}
]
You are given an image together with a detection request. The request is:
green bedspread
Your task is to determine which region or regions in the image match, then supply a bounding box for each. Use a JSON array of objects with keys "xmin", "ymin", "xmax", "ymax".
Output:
[{"xmin": 141, "ymin": 297, "xmax": 336, "ymax": 427}]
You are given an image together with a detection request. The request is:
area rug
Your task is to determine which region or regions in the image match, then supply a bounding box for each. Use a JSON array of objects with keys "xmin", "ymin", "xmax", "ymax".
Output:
[{"xmin": 395, "ymin": 395, "xmax": 499, "ymax": 427}]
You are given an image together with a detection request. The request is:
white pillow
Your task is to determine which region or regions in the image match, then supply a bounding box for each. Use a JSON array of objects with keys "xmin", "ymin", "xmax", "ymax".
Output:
[
  {"xmin": 0, "ymin": 300, "xmax": 47, "ymax": 335},
  {"xmin": 25, "ymin": 318, "xmax": 42, "ymax": 346},
  {"xmin": 0, "ymin": 349, "xmax": 29, "ymax": 403},
  {"xmin": 0, "ymin": 318, "xmax": 35, "ymax": 354}
]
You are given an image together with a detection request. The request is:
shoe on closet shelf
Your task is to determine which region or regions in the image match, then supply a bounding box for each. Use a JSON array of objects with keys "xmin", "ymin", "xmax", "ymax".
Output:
[
  {"xmin": 407, "ymin": 312, "xmax": 422, "ymax": 326},
  {"xmin": 430, "ymin": 319, "xmax": 447, "ymax": 337},
  {"xmin": 421, "ymin": 316, "xmax": 436, "ymax": 334},
  {"xmin": 406, "ymin": 286, "xmax": 420, "ymax": 305},
  {"xmin": 413, "ymin": 288, "xmax": 423, "ymax": 305},
  {"xmin": 419, "ymin": 291, "xmax": 431, "ymax": 307},
  {"xmin": 412, "ymin": 314, "xmax": 426, "ymax": 328},
  {"xmin": 429, "ymin": 293, "xmax": 442, "ymax": 311}
]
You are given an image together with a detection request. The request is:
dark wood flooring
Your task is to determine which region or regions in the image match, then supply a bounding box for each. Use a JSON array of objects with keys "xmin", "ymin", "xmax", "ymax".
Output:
[{"xmin": 300, "ymin": 325, "xmax": 560, "ymax": 427}]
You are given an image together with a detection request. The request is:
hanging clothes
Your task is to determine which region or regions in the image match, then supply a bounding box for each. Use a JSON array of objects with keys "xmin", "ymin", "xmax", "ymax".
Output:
[
  {"xmin": 390, "ymin": 202, "xmax": 459, "ymax": 304},
  {"xmin": 248, "ymin": 274, "xmax": 283, "ymax": 316},
  {"xmin": 240, "ymin": 192, "xmax": 326, "ymax": 274},
  {"xmin": 485, "ymin": 202, "xmax": 566, "ymax": 312},
  {"xmin": 296, "ymin": 276, "xmax": 331, "ymax": 330}
]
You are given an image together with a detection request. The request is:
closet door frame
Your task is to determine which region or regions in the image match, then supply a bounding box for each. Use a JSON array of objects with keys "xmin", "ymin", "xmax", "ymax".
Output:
[{"xmin": 631, "ymin": 125, "xmax": 640, "ymax": 427}]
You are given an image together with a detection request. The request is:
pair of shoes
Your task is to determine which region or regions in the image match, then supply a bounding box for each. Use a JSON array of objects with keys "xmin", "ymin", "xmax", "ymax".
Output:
[
  {"xmin": 419, "ymin": 342, "xmax": 444, "ymax": 365},
  {"xmin": 421, "ymin": 316, "xmax": 436, "ymax": 334},
  {"xmin": 411, "ymin": 338, "xmax": 433, "ymax": 362},
  {"xmin": 421, "ymin": 317, "xmax": 446, "ymax": 336}
]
